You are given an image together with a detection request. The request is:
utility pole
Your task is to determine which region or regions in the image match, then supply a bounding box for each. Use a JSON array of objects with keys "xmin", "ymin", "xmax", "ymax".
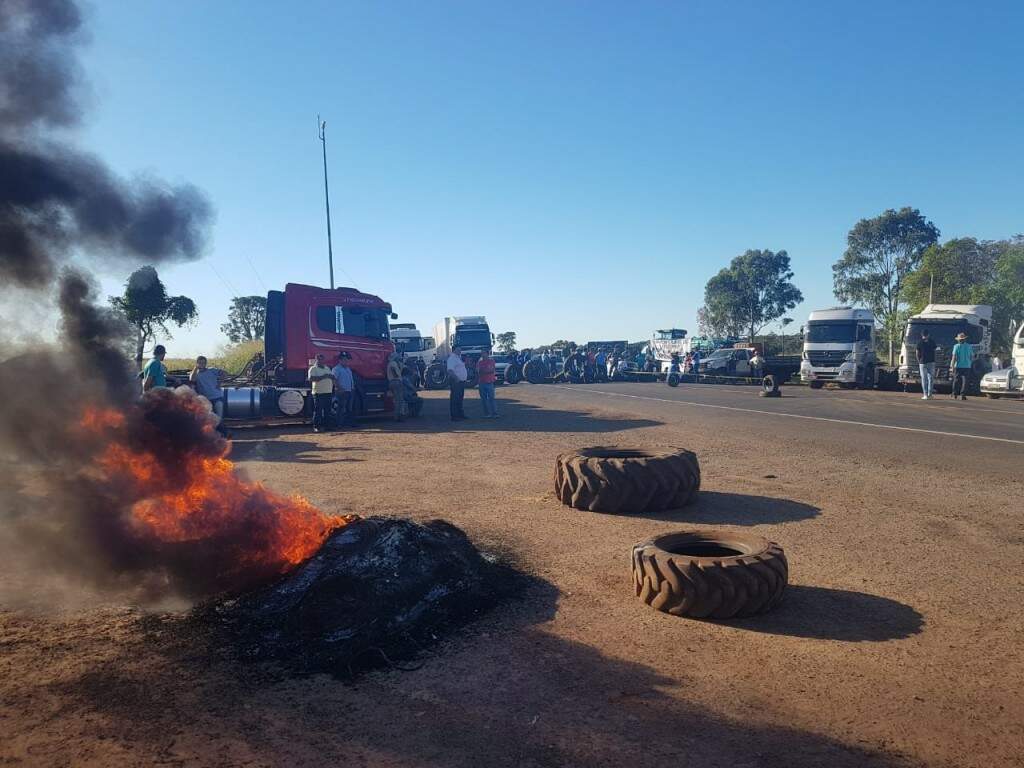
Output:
[
  {"xmin": 318, "ymin": 115, "xmax": 335, "ymax": 290},
  {"xmin": 929, "ymin": 272, "xmax": 934, "ymax": 304}
]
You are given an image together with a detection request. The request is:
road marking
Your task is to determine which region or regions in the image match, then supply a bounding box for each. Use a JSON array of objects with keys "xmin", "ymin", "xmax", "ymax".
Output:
[{"xmin": 555, "ymin": 386, "xmax": 1024, "ymax": 446}]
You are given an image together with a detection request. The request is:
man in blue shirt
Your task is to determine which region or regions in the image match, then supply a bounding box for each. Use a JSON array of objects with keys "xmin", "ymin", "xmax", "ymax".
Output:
[
  {"xmin": 950, "ymin": 332, "xmax": 973, "ymax": 401},
  {"xmin": 331, "ymin": 351, "xmax": 355, "ymax": 427}
]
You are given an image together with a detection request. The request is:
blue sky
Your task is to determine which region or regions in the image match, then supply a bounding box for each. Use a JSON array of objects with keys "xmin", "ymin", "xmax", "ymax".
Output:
[{"xmin": 75, "ymin": 1, "xmax": 1024, "ymax": 355}]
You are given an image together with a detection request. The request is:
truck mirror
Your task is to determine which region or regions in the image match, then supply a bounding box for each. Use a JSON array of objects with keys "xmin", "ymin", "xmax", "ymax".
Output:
[{"xmin": 390, "ymin": 312, "xmax": 398, "ymax": 320}]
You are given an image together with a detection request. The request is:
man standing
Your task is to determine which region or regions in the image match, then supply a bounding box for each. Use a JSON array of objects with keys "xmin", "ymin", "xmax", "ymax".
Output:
[
  {"xmin": 331, "ymin": 351, "xmax": 355, "ymax": 427},
  {"xmin": 189, "ymin": 356, "xmax": 228, "ymax": 436},
  {"xmin": 950, "ymin": 331, "xmax": 973, "ymax": 401},
  {"xmin": 447, "ymin": 344, "xmax": 468, "ymax": 420},
  {"xmin": 476, "ymin": 348, "xmax": 498, "ymax": 418},
  {"xmin": 387, "ymin": 352, "xmax": 406, "ymax": 421},
  {"xmin": 691, "ymin": 348, "xmax": 701, "ymax": 376},
  {"xmin": 915, "ymin": 328, "xmax": 937, "ymax": 400},
  {"xmin": 307, "ymin": 352, "xmax": 334, "ymax": 433},
  {"xmin": 141, "ymin": 344, "xmax": 168, "ymax": 392}
]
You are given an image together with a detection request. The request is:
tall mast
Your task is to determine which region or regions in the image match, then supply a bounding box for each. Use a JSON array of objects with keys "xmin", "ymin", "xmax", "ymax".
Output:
[{"xmin": 318, "ymin": 115, "xmax": 335, "ymax": 289}]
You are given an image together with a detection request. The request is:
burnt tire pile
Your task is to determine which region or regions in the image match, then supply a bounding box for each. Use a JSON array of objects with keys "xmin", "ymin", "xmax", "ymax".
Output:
[
  {"xmin": 632, "ymin": 530, "xmax": 788, "ymax": 618},
  {"xmin": 554, "ymin": 447, "xmax": 700, "ymax": 514}
]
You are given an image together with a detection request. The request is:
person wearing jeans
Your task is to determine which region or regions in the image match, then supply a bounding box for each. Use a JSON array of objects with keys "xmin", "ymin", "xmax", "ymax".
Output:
[
  {"xmin": 950, "ymin": 332, "xmax": 973, "ymax": 401},
  {"xmin": 447, "ymin": 345, "xmax": 468, "ymax": 420},
  {"xmin": 331, "ymin": 351, "xmax": 354, "ymax": 427},
  {"xmin": 307, "ymin": 353, "xmax": 334, "ymax": 433},
  {"xmin": 476, "ymin": 348, "xmax": 499, "ymax": 418},
  {"xmin": 915, "ymin": 328, "xmax": 937, "ymax": 400}
]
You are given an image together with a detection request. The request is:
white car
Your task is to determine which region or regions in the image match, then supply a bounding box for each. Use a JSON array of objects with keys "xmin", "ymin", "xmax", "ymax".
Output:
[{"xmin": 980, "ymin": 366, "xmax": 1023, "ymax": 399}]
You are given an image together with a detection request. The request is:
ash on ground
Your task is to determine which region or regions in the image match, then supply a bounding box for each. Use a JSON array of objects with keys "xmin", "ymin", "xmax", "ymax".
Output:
[{"xmin": 202, "ymin": 517, "xmax": 524, "ymax": 676}]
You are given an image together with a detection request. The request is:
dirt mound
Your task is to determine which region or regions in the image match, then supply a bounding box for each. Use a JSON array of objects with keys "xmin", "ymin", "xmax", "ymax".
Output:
[{"xmin": 204, "ymin": 517, "xmax": 521, "ymax": 676}]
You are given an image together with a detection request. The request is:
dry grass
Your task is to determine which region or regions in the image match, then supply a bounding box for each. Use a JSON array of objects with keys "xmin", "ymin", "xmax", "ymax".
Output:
[{"xmin": 164, "ymin": 340, "xmax": 264, "ymax": 375}]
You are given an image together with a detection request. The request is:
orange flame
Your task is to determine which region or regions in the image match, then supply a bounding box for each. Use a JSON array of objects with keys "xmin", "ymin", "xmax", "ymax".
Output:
[{"xmin": 79, "ymin": 402, "xmax": 352, "ymax": 581}]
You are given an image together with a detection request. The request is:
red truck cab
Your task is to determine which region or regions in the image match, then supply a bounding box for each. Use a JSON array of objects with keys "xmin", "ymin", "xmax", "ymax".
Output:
[{"xmin": 265, "ymin": 283, "xmax": 396, "ymax": 415}]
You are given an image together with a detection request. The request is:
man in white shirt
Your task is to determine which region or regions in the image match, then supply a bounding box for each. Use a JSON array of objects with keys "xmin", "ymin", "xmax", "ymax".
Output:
[{"xmin": 446, "ymin": 345, "xmax": 468, "ymax": 421}]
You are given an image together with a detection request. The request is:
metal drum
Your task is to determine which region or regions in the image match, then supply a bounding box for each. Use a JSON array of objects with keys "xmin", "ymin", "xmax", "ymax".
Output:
[{"xmin": 222, "ymin": 387, "xmax": 262, "ymax": 419}]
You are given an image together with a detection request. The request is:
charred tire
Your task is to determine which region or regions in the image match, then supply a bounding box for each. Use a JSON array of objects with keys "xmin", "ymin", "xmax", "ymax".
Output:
[
  {"xmin": 425, "ymin": 364, "xmax": 448, "ymax": 390},
  {"xmin": 632, "ymin": 530, "xmax": 788, "ymax": 619},
  {"xmin": 666, "ymin": 373, "xmax": 680, "ymax": 387},
  {"xmin": 524, "ymin": 359, "xmax": 547, "ymax": 384},
  {"xmin": 554, "ymin": 447, "xmax": 700, "ymax": 514}
]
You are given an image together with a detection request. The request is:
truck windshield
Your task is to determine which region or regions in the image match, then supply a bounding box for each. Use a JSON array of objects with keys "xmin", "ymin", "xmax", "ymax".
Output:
[
  {"xmin": 455, "ymin": 329, "xmax": 491, "ymax": 348},
  {"xmin": 805, "ymin": 321, "xmax": 857, "ymax": 343},
  {"xmin": 905, "ymin": 321, "xmax": 982, "ymax": 348},
  {"xmin": 316, "ymin": 306, "xmax": 391, "ymax": 340}
]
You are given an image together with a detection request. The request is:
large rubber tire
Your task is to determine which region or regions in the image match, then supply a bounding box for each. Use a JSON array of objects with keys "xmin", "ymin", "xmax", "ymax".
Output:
[
  {"xmin": 425, "ymin": 364, "xmax": 448, "ymax": 390},
  {"xmin": 554, "ymin": 447, "xmax": 700, "ymax": 514},
  {"xmin": 524, "ymin": 359, "xmax": 547, "ymax": 384},
  {"xmin": 666, "ymin": 373, "xmax": 680, "ymax": 387},
  {"xmin": 809, "ymin": 381, "xmax": 823, "ymax": 390},
  {"xmin": 632, "ymin": 530, "xmax": 788, "ymax": 619},
  {"xmin": 505, "ymin": 365, "xmax": 522, "ymax": 385}
]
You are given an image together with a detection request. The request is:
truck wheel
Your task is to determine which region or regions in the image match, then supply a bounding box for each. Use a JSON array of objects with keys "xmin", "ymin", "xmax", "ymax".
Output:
[
  {"xmin": 666, "ymin": 373, "xmax": 680, "ymax": 388},
  {"xmin": 524, "ymin": 359, "xmax": 546, "ymax": 384},
  {"xmin": 632, "ymin": 530, "xmax": 787, "ymax": 619},
  {"xmin": 425, "ymin": 364, "xmax": 448, "ymax": 390},
  {"xmin": 809, "ymin": 381, "xmax": 823, "ymax": 390},
  {"xmin": 554, "ymin": 447, "xmax": 700, "ymax": 514}
]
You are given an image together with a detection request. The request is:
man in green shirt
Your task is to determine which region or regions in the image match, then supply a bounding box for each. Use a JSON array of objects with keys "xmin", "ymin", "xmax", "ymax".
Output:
[
  {"xmin": 141, "ymin": 345, "xmax": 168, "ymax": 392},
  {"xmin": 950, "ymin": 332, "xmax": 973, "ymax": 401}
]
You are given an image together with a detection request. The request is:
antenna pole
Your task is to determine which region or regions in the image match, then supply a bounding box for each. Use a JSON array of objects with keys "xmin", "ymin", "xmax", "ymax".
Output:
[{"xmin": 318, "ymin": 115, "xmax": 335, "ymax": 290}]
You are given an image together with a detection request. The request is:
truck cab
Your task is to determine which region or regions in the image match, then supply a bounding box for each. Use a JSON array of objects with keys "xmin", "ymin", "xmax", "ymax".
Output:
[
  {"xmin": 980, "ymin": 321, "xmax": 1024, "ymax": 398},
  {"xmin": 800, "ymin": 307, "xmax": 877, "ymax": 388},
  {"xmin": 432, "ymin": 316, "xmax": 493, "ymax": 363},
  {"xmin": 265, "ymin": 283, "xmax": 397, "ymax": 415},
  {"xmin": 898, "ymin": 304, "xmax": 993, "ymax": 391},
  {"xmin": 389, "ymin": 323, "xmax": 436, "ymax": 367}
]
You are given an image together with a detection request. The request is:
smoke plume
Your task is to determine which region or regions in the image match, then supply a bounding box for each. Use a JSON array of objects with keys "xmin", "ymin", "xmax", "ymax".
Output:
[{"xmin": 0, "ymin": 0, "xmax": 342, "ymax": 605}]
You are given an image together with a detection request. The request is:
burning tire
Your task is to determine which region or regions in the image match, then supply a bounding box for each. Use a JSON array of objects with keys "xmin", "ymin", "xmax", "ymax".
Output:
[
  {"xmin": 554, "ymin": 447, "xmax": 700, "ymax": 514},
  {"xmin": 632, "ymin": 530, "xmax": 787, "ymax": 619}
]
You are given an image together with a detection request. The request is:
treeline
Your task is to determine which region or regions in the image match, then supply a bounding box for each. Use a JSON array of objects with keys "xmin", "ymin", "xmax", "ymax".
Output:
[{"xmin": 698, "ymin": 208, "xmax": 1024, "ymax": 358}]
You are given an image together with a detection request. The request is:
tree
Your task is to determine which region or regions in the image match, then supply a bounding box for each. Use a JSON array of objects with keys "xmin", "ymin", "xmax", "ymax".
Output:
[
  {"xmin": 220, "ymin": 295, "xmax": 267, "ymax": 343},
  {"xmin": 495, "ymin": 331, "xmax": 517, "ymax": 353},
  {"xmin": 109, "ymin": 266, "xmax": 198, "ymax": 363},
  {"xmin": 832, "ymin": 207, "xmax": 939, "ymax": 362},
  {"xmin": 699, "ymin": 249, "xmax": 803, "ymax": 342}
]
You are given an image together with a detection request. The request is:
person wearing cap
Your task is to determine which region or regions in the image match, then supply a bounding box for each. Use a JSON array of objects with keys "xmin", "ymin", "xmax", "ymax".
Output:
[
  {"xmin": 331, "ymin": 351, "xmax": 355, "ymax": 427},
  {"xmin": 915, "ymin": 328, "xmax": 937, "ymax": 400},
  {"xmin": 950, "ymin": 331, "xmax": 973, "ymax": 401},
  {"xmin": 446, "ymin": 344, "xmax": 468, "ymax": 420},
  {"xmin": 387, "ymin": 352, "xmax": 406, "ymax": 421},
  {"xmin": 141, "ymin": 344, "xmax": 168, "ymax": 393},
  {"xmin": 307, "ymin": 353, "xmax": 334, "ymax": 433}
]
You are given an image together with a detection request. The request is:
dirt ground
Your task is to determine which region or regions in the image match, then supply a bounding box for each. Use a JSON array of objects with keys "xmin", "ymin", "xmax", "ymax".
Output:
[{"xmin": 2, "ymin": 384, "xmax": 1022, "ymax": 767}]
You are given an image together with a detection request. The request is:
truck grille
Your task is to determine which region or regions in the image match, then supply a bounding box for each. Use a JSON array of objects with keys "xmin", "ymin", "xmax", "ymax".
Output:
[{"xmin": 806, "ymin": 350, "xmax": 848, "ymax": 367}]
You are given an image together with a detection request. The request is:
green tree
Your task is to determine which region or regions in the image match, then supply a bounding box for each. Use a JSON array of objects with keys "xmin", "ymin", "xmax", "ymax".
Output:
[
  {"xmin": 495, "ymin": 331, "xmax": 517, "ymax": 353},
  {"xmin": 832, "ymin": 207, "xmax": 939, "ymax": 362},
  {"xmin": 699, "ymin": 249, "xmax": 803, "ymax": 342},
  {"xmin": 109, "ymin": 266, "xmax": 198, "ymax": 364},
  {"xmin": 220, "ymin": 295, "xmax": 267, "ymax": 343}
]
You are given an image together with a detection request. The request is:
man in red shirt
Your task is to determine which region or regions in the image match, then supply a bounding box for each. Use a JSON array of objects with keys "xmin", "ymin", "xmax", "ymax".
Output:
[{"xmin": 476, "ymin": 348, "xmax": 499, "ymax": 418}]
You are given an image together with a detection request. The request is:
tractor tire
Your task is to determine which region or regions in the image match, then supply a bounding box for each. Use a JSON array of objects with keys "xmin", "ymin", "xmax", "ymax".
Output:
[
  {"xmin": 760, "ymin": 374, "xmax": 780, "ymax": 397},
  {"xmin": 632, "ymin": 530, "xmax": 788, "ymax": 619},
  {"xmin": 809, "ymin": 381, "xmax": 823, "ymax": 390},
  {"xmin": 505, "ymin": 365, "xmax": 522, "ymax": 385},
  {"xmin": 524, "ymin": 359, "xmax": 547, "ymax": 384},
  {"xmin": 425, "ymin": 364, "xmax": 448, "ymax": 390},
  {"xmin": 666, "ymin": 373, "xmax": 680, "ymax": 387},
  {"xmin": 554, "ymin": 447, "xmax": 700, "ymax": 514}
]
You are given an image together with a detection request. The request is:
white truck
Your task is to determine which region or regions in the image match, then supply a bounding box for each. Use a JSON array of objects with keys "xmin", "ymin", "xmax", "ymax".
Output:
[
  {"xmin": 389, "ymin": 323, "xmax": 436, "ymax": 366},
  {"xmin": 898, "ymin": 304, "xmax": 993, "ymax": 392},
  {"xmin": 649, "ymin": 329, "xmax": 689, "ymax": 373},
  {"xmin": 424, "ymin": 316, "xmax": 494, "ymax": 389},
  {"xmin": 980, "ymin": 320, "xmax": 1024, "ymax": 398},
  {"xmin": 800, "ymin": 307, "xmax": 877, "ymax": 389}
]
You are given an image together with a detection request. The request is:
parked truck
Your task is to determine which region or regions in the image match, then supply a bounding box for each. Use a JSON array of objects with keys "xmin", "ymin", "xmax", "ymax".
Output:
[
  {"xmin": 213, "ymin": 283, "xmax": 398, "ymax": 421},
  {"xmin": 649, "ymin": 329, "xmax": 688, "ymax": 373},
  {"xmin": 699, "ymin": 344, "xmax": 801, "ymax": 383},
  {"xmin": 800, "ymin": 307, "xmax": 878, "ymax": 389},
  {"xmin": 980, "ymin": 320, "xmax": 1024, "ymax": 398},
  {"xmin": 389, "ymin": 323, "xmax": 436, "ymax": 367},
  {"xmin": 898, "ymin": 304, "xmax": 993, "ymax": 392},
  {"xmin": 424, "ymin": 316, "xmax": 494, "ymax": 389}
]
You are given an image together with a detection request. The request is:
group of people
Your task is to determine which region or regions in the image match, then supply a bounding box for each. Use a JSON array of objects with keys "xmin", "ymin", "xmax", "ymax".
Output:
[
  {"xmin": 140, "ymin": 344, "xmax": 231, "ymax": 436},
  {"xmin": 915, "ymin": 329, "xmax": 976, "ymax": 401},
  {"xmin": 444, "ymin": 345, "xmax": 499, "ymax": 420}
]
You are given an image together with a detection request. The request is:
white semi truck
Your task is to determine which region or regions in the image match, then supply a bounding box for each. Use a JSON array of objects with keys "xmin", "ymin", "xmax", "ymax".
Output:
[
  {"xmin": 898, "ymin": 304, "xmax": 993, "ymax": 392},
  {"xmin": 980, "ymin": 320, "xmax": 1024, "ymax": 398},
  {"xmin": 800, "ymin": 307, "xmax": 877, "ymax": 389},
  {"xmin": 389, "ymin": 323, "xmax": 436, "ymax": 366}
]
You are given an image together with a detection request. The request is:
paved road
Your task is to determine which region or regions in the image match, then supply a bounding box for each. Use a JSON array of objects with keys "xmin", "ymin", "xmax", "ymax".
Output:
[{"xmin": 524, "ymin": 381, "xmax": 1023, "ymax": 474}]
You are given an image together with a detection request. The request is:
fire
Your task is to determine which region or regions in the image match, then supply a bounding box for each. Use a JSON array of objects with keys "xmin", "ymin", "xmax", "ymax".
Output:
[{"xmin": 77, "ymin": 391, "xmax": 353, "ymax": 593}]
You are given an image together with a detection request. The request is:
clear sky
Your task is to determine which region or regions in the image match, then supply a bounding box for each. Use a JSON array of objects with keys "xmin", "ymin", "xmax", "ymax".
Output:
[{"xmin": 75, "ymin": 0, "xmax": 1024, "ymax": 355}]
